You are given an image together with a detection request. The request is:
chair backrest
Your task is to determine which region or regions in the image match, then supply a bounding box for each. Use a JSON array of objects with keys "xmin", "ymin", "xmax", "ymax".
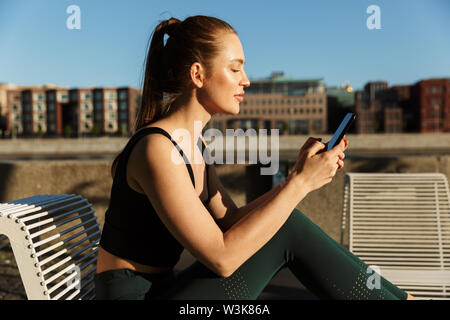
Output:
[
  {"xmin": 341, "ymin": 173, "xmax": 450, "ymax": 299},
  {"xmin": 0, "ymin": 194, "xmax": 100, "ymax": 300}
]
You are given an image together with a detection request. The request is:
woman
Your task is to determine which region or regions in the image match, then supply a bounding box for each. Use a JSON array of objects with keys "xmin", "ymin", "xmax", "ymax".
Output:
[{"xmin": 94, "ymin": 15, "xmax": 416, "ymax": 300}]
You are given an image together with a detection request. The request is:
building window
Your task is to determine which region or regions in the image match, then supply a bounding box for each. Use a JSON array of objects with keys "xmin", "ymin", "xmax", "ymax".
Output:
[
  {"xmin": 109, "ymin": 113, "xmax": 116, "ymax": 119},
  {"xmin": 288, "ymin": 119, "xmax": 309, "ymax": 135},
  {"xmin": 82, "ymin": 93, "xmax": 92, "ymax": 100},
  {"xmin": 94, "ymin": 91, "xmax": 102, "ymax": 100},
  {"xmin": 119, "ymin": 91, "xmax": 128, "ymax": 100},
  {"xmin": 107, "ymin": 92, "xmax": 117, "ymax": 100},
  {"xmin": 70, "ymin": 91, "xmax": 78, "ymax": 101},
  {"xmin": 119, "ymin": 101, "xmax": 127, "ymax": 110},
  {"xmin": 318, "ymin": 98, "xmax": 323, "ymax": 104},
  {"xmin": 12, "ymin": 104, "xmax": 18, "ymax": 110},
  {"xmin": 312, "ymin": 98, "xmax": 316, "ymax": 104},
  {"xmin": 34, "ymin": 104, "xmax": 44, "ymax": 111},
  {"xmin": 120, "ymin": 111, "xmax": 127, "ymax": 119},
  {"xmin": 313, "ymin": 119, "xmax": 322, "ymax": 131}
]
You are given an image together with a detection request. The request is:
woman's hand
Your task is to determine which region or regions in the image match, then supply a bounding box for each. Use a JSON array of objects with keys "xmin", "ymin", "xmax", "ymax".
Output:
[{"xmin": 289, "ymin": 136, "xmax": 348, "ymax": 194}]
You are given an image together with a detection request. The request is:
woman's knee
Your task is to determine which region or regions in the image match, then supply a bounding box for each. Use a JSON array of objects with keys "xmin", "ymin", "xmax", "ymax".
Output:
[{"xmin": 282, "ymin": 208, "xmax": 320, "ymax": 236}]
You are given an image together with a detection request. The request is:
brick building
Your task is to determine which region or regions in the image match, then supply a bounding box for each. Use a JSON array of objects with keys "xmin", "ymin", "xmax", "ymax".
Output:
[
  {"xmin": 355, "ymin": 78, "xmax": 450, "ymax": 134},
  {"xmin": 208, "ymin": 72, "xmax": 327, "ymax": 135},
  {"xmin": 4, "ymin": 85, "xmax": 141, "ymax": 137},
  {"xmin": 411, "ymin": 78, "xmax": 450, "ymax": 133}
]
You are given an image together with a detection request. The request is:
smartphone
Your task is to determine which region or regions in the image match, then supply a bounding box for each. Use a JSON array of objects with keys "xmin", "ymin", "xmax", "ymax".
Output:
[{"xmin": 318, "ymin": 112, "xmax": 355, "ymax": 153}]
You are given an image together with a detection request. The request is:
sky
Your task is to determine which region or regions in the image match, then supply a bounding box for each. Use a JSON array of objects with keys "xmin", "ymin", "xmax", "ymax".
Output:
[{"xmin": 0, "ymin": 0, "xmax": 449, "ymax": 91}]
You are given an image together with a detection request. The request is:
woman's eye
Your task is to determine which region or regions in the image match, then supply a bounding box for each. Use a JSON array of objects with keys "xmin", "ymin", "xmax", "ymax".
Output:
[{"xmin": 232, "ymin": 69, "xmax": 240, "ymax": 72}]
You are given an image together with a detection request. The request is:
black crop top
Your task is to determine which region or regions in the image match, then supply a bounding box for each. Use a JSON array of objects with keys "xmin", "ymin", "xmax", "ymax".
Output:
[{"xmin": 99, "ymin": 126, "xmax": 212, "ymax": 267}]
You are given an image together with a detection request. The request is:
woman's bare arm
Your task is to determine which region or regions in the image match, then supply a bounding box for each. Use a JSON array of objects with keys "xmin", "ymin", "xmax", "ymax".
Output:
[
  {"xmin": 213, "ymin": 176, "xmax": 285, "ymax": 232},
  {"xmin": 131, "ymin": 134, "xmax": 345, "ymax": 277}
]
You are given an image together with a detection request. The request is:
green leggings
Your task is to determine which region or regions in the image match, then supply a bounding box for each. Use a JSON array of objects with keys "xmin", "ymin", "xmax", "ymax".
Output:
[{"xmin": 94, "ymin": 208, "xmax": 408, "ymax": 300}]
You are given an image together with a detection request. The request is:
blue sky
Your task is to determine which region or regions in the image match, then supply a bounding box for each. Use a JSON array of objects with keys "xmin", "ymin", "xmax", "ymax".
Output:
[{"xmin": 0, "ymin": 0, "xmax": 449, "ymax": 91}]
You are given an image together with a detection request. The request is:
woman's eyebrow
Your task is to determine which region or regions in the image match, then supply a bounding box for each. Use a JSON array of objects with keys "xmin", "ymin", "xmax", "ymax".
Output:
[{"xmin": 230, "ymin": 58, "xmax": 245, "ymax": 65}]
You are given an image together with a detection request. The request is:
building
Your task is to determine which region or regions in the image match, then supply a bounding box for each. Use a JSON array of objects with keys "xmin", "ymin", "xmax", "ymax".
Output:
[
  {"xmin": 355, "ymin": 78, "xmax": 450, "ymax": 134},
  {"xmin": 355, "ymin": 81, "xmax": 389, "ymax": 133},
  {"xmin": 3, "ymin": 84, "xmax": 141, "ymax": 138},
  {"xmin": 0, "ymin": 83, "xmax": 63, "ymax": 137},
  {"xmin": 209, "ymin": 72, "xmax": 327, "ymax": 135},
  {"xmin": 326, "ymin": 82, "xmax": 356, "ymax": 134},
  {"xmin": 411, "ymin": 78, "xmax": 450, "ymax": 133}
]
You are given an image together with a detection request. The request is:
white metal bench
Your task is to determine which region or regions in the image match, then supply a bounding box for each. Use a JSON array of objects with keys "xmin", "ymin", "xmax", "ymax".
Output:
[
  {"xmin": 341, "ymin": 173, "xmax": 450, "ymax": 300},
  {"xmin": 0, "ymin": 194, "xmax": 100, "ymax": 300}
]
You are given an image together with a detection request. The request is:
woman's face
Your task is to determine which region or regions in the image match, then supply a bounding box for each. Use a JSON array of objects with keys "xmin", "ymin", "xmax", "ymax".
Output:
[{"xmin": 198, "ymin": 32, "xmax": 250, "ymax": 115}]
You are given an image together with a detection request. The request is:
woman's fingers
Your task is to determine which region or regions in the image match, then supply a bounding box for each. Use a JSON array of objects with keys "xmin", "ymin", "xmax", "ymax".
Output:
[
  {"xmin": 307, "ymin": 140, "xmax": 326, "ymax": 156},
  {"xmin": 300, "ymin": 137, "xmax": 322, "ymax": 153}
]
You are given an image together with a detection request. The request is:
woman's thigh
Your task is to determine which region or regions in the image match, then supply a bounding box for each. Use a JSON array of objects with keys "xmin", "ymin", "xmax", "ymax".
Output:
[{"xmin": 149, "ymin": 210, "xmax": 301, "ymax": 300}]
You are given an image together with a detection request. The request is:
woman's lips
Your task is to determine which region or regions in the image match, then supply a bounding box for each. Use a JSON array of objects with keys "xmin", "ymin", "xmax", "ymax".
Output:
[{"xmin": 234, "ymin": 95, "xmax": 244, "ymax": 102}]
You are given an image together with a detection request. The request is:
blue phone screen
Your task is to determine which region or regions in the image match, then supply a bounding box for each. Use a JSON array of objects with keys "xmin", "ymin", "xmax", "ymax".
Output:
[{"xmin": 327, "ymin": 113, "xmax": 353, "ymax": 151}]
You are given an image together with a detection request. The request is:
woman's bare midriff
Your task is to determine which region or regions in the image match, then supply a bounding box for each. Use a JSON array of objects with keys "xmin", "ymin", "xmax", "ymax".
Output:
[{"xmin": 96, "ymin": 246, "xmax": 173, "ymax": 274}]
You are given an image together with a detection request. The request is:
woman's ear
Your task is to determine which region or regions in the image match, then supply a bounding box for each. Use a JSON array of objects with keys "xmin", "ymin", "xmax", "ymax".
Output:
[{"xmin": 189, "ymin": 62, "xmax": 205, "ymax": 88}]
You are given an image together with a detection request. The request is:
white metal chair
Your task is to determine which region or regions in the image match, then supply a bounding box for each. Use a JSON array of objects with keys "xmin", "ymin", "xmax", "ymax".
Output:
[
  {"xmin": 341, "ymin": 173, "xmax": 450, "ymax": 300},
  {"xmin": 0, "ymin": 194, "xmax": 100, "ymax": 300}
]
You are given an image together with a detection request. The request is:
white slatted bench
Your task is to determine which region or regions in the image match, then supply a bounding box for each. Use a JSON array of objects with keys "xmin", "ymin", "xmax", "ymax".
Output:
[
  {"xmin": 0, "ymin": 194, "xmax": 100, "ymax": 300},
  {"xmin": 340, "ymin": 173, "xmax": 450, "ymax": 300}
]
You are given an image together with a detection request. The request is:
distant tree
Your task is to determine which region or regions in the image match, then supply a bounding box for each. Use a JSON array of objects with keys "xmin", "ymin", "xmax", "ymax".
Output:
[
  {"xmin": 118, "ymin": 124, "xmax": 127, "ymax": 137},
  {"xmin": 91, "ymin": 124, "xmax": 100, "ymax": 137},
  {"xmin": 373, "ymin": 120, "xmax": 380, "ymax": 132},
  {"xmin": 37, "ymin": 126, "xmax": 44, "ymax": 138},
  {"xmin": 63, "ymin": 125, "xmax": 73, "ymax": 138}
]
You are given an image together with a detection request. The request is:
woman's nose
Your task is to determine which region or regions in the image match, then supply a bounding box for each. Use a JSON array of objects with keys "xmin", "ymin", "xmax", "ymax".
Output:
[{"xmin": 241, "ymin": 77, "xmax": 250, "ymax": 88}]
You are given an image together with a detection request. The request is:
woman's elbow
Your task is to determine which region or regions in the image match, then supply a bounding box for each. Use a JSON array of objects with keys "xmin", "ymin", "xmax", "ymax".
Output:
[{"xmin": 214, "ymin": 256, "xmax": 237, "ymax": 278}]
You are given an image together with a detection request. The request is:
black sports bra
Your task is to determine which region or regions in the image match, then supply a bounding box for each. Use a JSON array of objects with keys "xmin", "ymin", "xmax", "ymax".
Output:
[
  {"xmin": 129, "ymin": 126, "xmax": 211, "ymax": 205},
  {"xmin": 98, "ymin": 126, "xmax": 212, "ymax": 267}
]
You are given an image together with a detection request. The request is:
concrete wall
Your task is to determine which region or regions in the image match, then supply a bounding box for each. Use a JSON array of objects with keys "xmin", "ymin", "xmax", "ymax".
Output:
[
  {"xmin": 1, "ymin": 133, "xmax": 450, "ymax": 157},
  {"xmin": 1, "ymin": 155, "xmax": 449, "ymax": 249}
]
